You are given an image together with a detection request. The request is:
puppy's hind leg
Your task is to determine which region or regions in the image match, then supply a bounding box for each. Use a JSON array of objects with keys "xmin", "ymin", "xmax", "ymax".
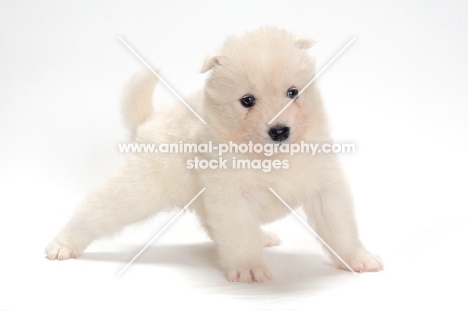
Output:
[
  {"xmin": 45, "ymin": 156, "xmax": 178, "ymax": 260},
  {"xmin": 263, "ymin": 231, "xmax": 281, "ymax": 247}
]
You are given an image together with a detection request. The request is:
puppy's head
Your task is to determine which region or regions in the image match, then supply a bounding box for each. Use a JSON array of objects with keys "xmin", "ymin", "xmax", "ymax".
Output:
[{"xmin": 202, "ymin": 27, "xmax": 322, "ymax": 145}]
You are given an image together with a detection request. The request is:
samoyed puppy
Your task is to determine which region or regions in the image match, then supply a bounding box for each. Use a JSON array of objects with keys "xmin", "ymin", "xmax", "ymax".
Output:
[{"xmin": 46, "ymin": 27, "xmax": 383, "ymax": 282}]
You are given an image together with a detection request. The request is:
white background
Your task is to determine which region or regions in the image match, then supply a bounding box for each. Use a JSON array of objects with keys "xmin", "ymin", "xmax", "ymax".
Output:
[{"xmin": 1, "ymin": 0, "xmax": 468, "ymax": 310}]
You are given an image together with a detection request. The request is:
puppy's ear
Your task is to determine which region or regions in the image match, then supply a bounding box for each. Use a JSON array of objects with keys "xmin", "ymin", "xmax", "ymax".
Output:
[
  {"xmin": 294, "ymin": 36, "xmax": 316, "ymax": 49},
  {"xmin": 200, "ymin": 54, "xmax": 221, "ymax": 73}
]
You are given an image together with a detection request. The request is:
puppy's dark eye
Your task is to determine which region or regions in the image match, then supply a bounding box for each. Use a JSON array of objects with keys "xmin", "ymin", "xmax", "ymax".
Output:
[
  {"xmin": 287, "ymin": 88, "xmax": 299, "ymax": 99},
  {"xmin": 240, "ymin": 95, "xmax": 256, "ymax": 108}
]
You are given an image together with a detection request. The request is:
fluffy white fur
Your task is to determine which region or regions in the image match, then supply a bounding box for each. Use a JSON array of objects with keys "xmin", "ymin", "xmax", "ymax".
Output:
[{"xmin": 45, "ymin": 27, "xmax": 383, "ymax": 282}]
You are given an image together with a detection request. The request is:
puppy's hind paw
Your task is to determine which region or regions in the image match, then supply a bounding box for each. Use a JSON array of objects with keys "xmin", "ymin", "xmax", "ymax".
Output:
[
  {"xmin": 227, "ymin": 264, "xmax": 274, "ymax": 283},
  {"xmin": 45, "ymin": 240, "xmax": 80, "ymax": 261},
  {"xmin": 263, "ymin": 231, "xmax": 281, "ymax": 247}
]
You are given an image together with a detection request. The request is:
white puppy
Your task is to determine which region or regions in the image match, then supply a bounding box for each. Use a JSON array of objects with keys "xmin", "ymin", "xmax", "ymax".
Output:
[{"xmin": 46, "ymin": 27, "xmax": 383, "ymax": 282}]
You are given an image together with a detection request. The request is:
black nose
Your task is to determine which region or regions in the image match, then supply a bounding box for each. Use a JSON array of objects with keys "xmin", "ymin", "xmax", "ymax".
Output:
[{"xmin": 268, "ymin": 126, "xmax": 290, "ymax": 142}]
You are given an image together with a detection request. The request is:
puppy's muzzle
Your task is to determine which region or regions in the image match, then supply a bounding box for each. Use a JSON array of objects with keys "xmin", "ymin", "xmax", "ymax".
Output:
[{"xmin": 268, "ymin": 125, "xmax": 290, "ymax": 142}]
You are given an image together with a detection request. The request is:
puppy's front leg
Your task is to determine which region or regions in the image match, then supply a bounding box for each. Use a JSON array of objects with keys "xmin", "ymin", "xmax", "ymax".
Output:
[
  {"xmin": 204, "ymin": 191, "xmax": 272, "ymax": 283},
  {"xmin": 304, "ymin": 174, "xmax": 383, "ymax": 273}
]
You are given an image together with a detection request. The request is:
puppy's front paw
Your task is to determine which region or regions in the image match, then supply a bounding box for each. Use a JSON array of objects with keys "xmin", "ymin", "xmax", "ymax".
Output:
[
  {"xmin": 337, "ymin": 252, "xmax": 383, "ymax": 272},
  {"xmin": 227, "ymin": 264, "xmax": 273, "ymax": 283},
  {"xmin": 45, "ymin": 240, "xmax": 80, "ymax": 260}
]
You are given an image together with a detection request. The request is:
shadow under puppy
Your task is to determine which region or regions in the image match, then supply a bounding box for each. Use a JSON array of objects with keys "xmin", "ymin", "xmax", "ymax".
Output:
[{"xmin": 46, "ymin": 27, "xmax": 383, "ymax": 282}]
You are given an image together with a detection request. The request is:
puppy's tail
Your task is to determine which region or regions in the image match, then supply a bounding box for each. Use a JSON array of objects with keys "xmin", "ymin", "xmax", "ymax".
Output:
[{"xmin": 121, "ymin": 70, "xmax": 158, "ymax": 138}]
